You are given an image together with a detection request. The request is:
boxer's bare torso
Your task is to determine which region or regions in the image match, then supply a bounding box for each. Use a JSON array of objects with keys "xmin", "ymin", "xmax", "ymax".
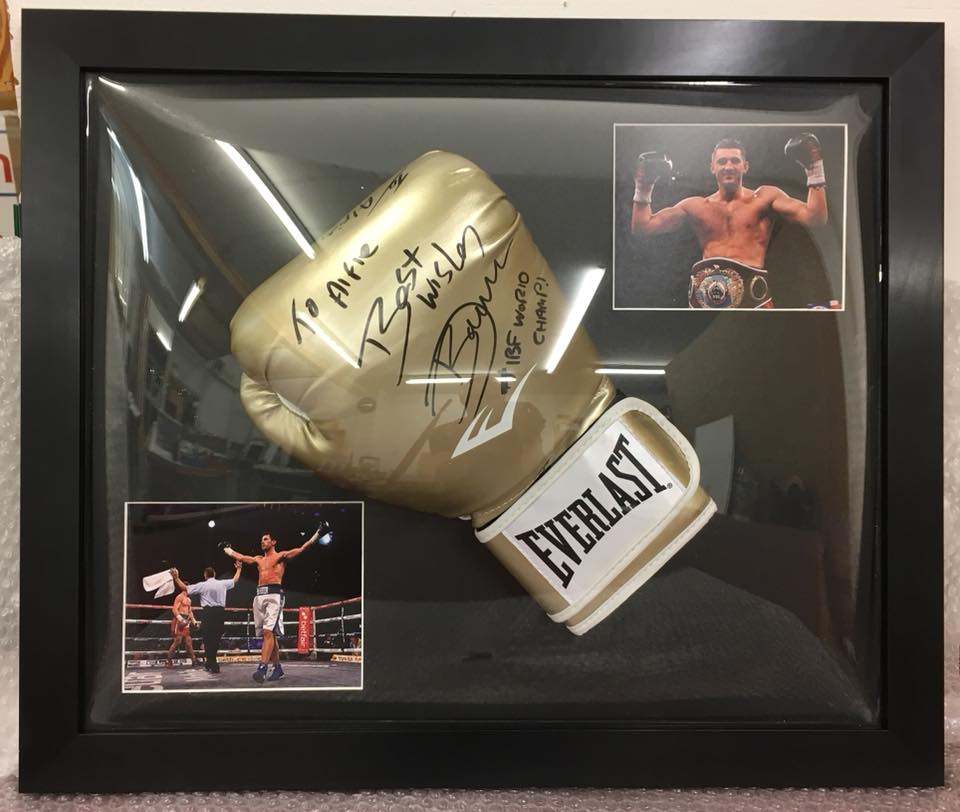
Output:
[
  {"xmin": 676, "ymin": 187, "xmax": 779, "ymax": 268},
  {"xmin": 172, "ymin": 592, "xmax": 192, "ymax": 630},
  {"xmin": 225, "ymin": 532, "xmax": 319, "ymax": 586},
  {"xmin": 253, "ymin": 551, "xmax": 287, "ymax": 587},
  {"xmin": 630, "ymin": 144, "xmax": 827, "ymax": 272}
]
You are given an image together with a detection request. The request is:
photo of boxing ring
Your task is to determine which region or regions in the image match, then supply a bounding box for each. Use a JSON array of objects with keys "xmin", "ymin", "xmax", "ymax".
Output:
[
  {"xmin": 123, "ymin": 597, "xmax": 362, "ymax": 691},
  {"xmin": 122, "ymin": 502, "xmax": 363, "ymax": 692}
]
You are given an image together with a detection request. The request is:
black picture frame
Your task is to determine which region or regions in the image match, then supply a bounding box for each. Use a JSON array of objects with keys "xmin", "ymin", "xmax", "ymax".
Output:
[{"xmin": 20, "ymin": 11, "xmax": 943, "ymax": 793}]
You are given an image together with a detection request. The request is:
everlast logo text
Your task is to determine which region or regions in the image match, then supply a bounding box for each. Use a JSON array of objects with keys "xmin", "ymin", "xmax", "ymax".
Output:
[{"xmin": 513, "ymin": 433, "xmax": 670, "ymax": 590}]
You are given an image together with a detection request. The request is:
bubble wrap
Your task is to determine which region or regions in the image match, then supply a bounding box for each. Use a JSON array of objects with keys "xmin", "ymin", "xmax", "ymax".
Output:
[
  {"xmin": 946, "ymin": 279, "xmax": 960, "ymax": 682},
  {"xmin": 0, "ymin": 237, "xmax": 18, "ymax": 782},
  {"xmin": 2, "ymin": 242, "xmax": 958, "ymax": 808}
]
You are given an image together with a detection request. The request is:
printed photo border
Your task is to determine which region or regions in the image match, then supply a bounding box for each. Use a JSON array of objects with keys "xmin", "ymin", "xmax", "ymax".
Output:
[
  {"xmin": 120, "ymin": 500, "xmax": 365, "ymax": 694},
  {"xmin": 611, "ymin": 122, "xmax": 849, "ymax": 312}
]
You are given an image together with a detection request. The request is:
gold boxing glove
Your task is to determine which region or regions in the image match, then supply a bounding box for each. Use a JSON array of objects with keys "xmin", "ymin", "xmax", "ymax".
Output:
[{"xmin": 230, "ymin": 150, "xmax": 715, "ymax": 634}]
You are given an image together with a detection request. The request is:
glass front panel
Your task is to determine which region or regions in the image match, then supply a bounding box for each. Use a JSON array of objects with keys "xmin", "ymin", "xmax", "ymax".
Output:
[{"xmin": 84, "ymin": 77, "xmax": 882, "ymax": 728}]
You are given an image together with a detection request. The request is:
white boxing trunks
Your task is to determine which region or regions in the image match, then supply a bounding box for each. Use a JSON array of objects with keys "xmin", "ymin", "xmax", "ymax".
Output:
[{"xmin": 253, "ymin": 584, "xmax": 285, "ymax": 636}]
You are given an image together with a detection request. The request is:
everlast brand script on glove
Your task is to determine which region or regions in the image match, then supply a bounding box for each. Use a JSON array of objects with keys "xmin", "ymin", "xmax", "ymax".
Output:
[{"xmin": 502, "ymin": 423, "xmax": 682, "ymax": 603}]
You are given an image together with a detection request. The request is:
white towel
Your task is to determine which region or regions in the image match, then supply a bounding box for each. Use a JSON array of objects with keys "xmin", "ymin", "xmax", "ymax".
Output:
[{"xmin": 142, "ymin": 569, "xmax": 175, "ymax": 599}]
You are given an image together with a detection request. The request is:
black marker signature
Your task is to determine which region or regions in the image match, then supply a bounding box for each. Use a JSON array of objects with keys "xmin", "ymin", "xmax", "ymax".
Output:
[
  {"xmin": 325, "ymin": 170, "xmax": 410, "ymax": 238},
  {"xmin": 424, "ymin": 238, "xmax": 514, "ymax": 422},
  {"xmin": 416, "ymin": 225, "xmax": 484, "ymax": 310},
  {"xmin": 357, "ymin": 248, "xmax": 422, "ymax": 384}
]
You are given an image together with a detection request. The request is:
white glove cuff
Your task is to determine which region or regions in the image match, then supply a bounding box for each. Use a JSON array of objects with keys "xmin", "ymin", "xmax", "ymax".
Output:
[
  {"xmin": 805, "ymin": 159, "xmax": 826, "ymax": 187},
  {"xmin": 633, "ymin": 180, "xmax": 652, "ymax": 204},
  {"xmin": 476, "ymin": 398, "xmax": 716, "ymax": 635}
]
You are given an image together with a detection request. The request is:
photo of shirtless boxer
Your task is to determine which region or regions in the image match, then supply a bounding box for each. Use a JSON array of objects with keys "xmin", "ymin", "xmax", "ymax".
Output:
[
  {"xmin": 613, "ymin": 125, "xmax": 845, "ymax": 310},
  {"xmin": 223, "ymin": 524, "xmax": 328, "ymax": 684},
  {"xmin": 122, "ymin": 501, "xmax": 363, "ymax": 693},
  {"xmin": 165, "ymin": 587, "xmax": 200, "ymax": 668}
]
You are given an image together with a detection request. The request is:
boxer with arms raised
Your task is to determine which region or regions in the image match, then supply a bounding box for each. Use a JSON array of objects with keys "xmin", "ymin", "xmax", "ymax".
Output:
[
  {"xmin": 630, "ymin": 135, "xmax": 828, "ymax": 308},
  {"xmin": 223, "ymin": 525, "xmax": 327, "ymax": 683}
]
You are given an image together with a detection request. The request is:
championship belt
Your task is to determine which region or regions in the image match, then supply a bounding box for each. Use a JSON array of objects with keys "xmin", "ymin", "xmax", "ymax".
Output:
[{"xmin": 688, "ymin": 257, "xmax": 772, "ymax": 309}]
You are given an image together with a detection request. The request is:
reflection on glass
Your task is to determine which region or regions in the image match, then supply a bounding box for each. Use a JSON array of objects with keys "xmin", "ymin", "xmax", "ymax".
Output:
[
  {"xmin": 88, "ymin": 76, "xmax": 882, "ymax": 725},
  {"xmin": 177, "ymin": 277, "xmax": 205, "ymax": 323},
  {"xmin": 544, "ymin": 266, "xmax": 605, "ymax": 373},
  {"xmin": 595, "ymin": 367, "xmax": 665, "ymax": 375},
  {"xmin": 215, "ymin": 139, "xmax": 316, "ymax": 259}
]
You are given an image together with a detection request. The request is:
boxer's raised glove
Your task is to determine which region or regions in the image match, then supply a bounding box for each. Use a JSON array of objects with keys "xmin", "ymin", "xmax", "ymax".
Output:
[
  {"xmin": 230, "ymin": 150, "xmax": 715, "ymax": 634},
  {"xmin": 633, "ymin": 151, "xmax": 673, "ymax": 203},
  {"xmin": 314, "ymin": 520, "xmax": 333, "ymax": 546},
  {"xmin": 784, "ymin": 132, "xmax": 825, "ymax": 187}
]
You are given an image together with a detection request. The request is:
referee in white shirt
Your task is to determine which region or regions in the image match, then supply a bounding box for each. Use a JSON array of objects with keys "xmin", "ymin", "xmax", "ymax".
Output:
[{"xmin": 171, "ymin": 561, "xmax": 242, "ymax": 674}]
